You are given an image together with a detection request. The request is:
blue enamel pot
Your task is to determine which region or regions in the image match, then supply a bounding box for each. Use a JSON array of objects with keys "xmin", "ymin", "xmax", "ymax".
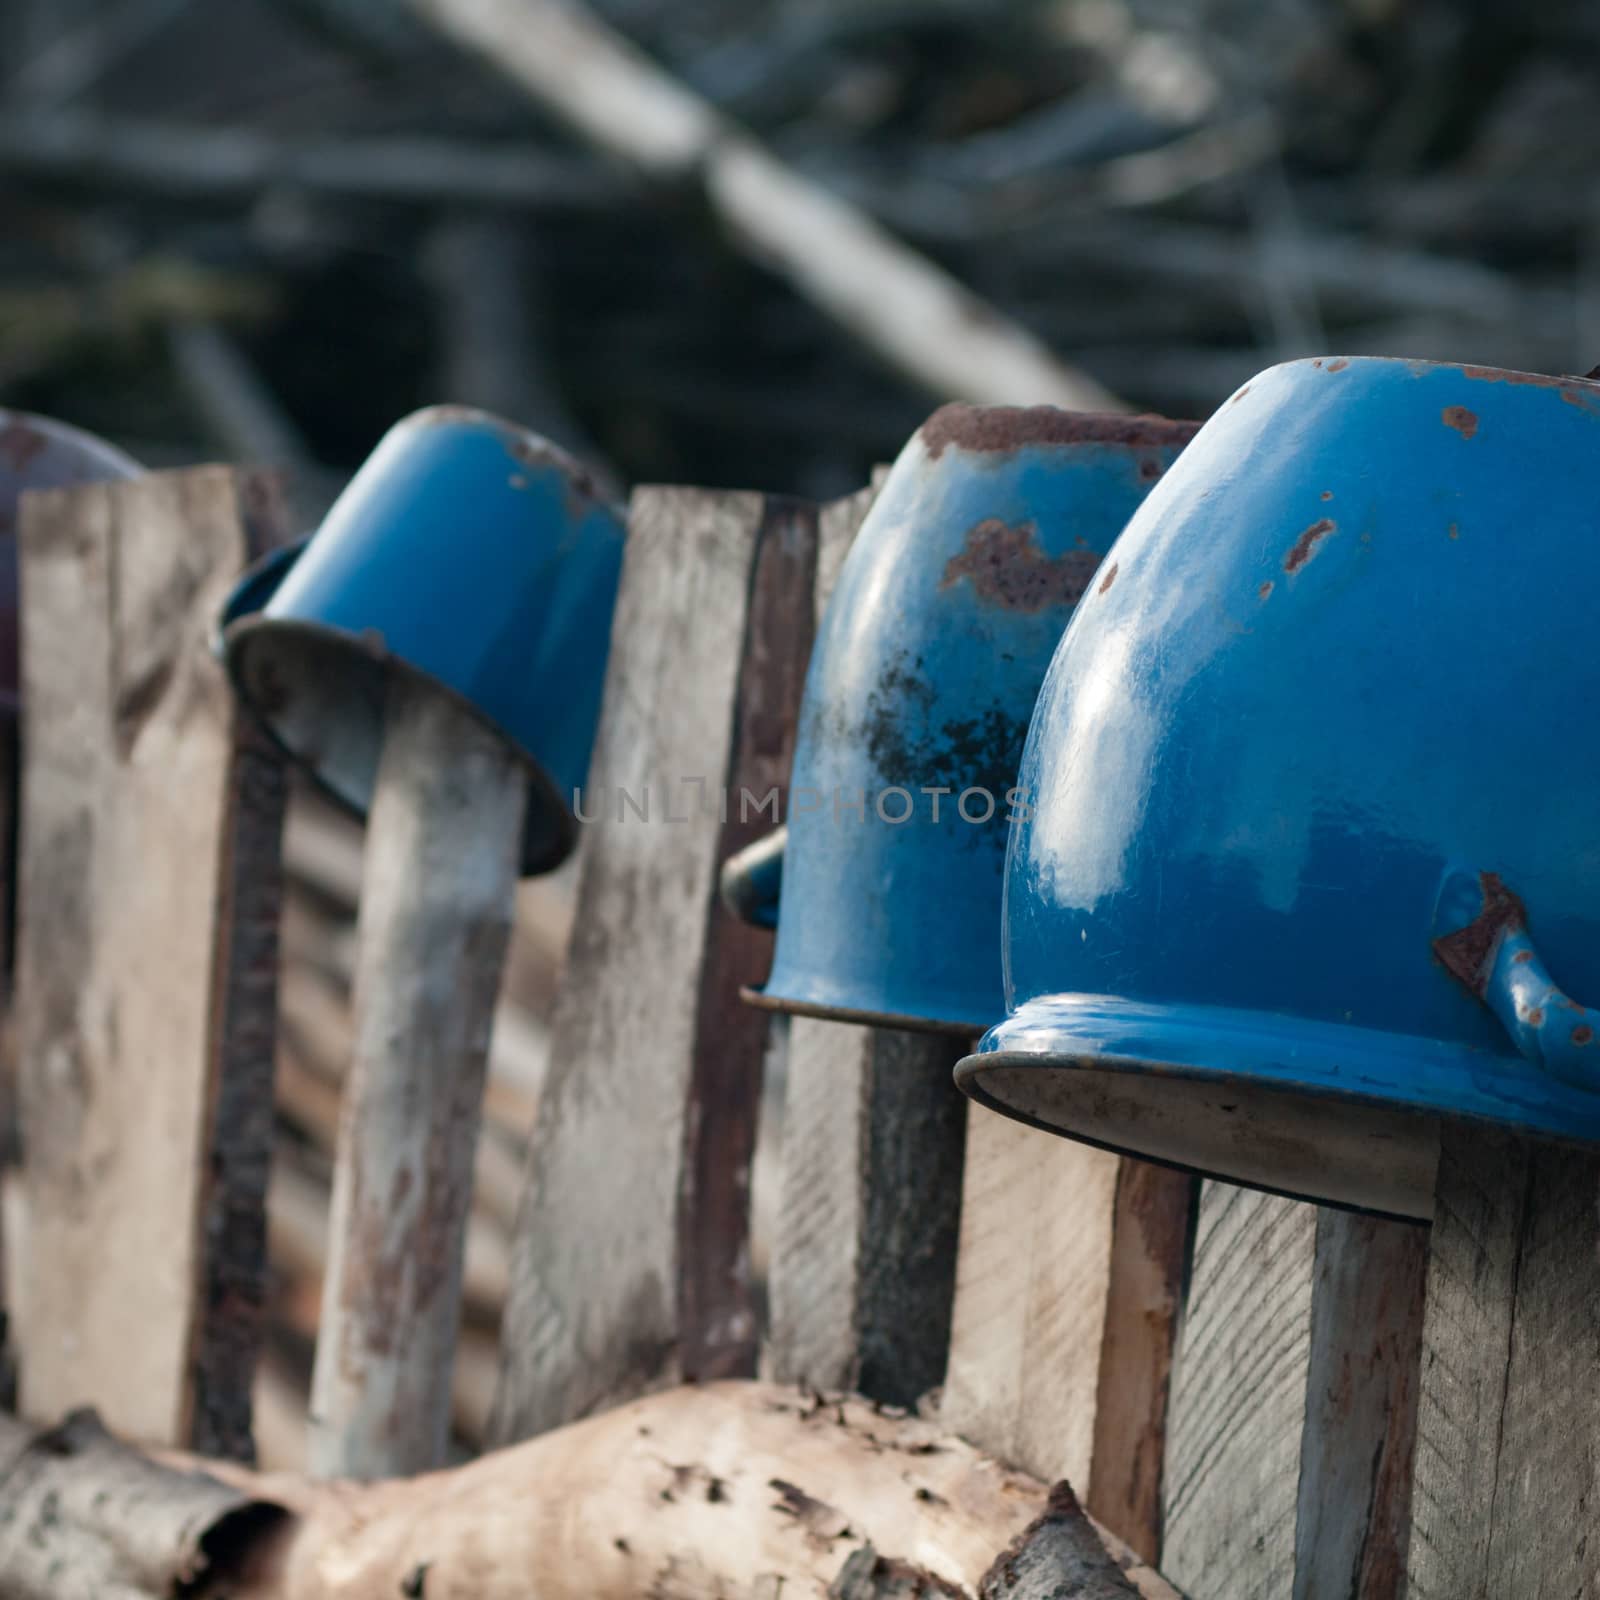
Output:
[
  {"xmin": 218, "ymin": 405, "xmax": 625, "ymax": 874},
  {"xmin": 723, "ymin": 404, "xmax": 1197, "ymax": 1033},
  {"xmin": 961, "ymin": 356, "xmax": 1600, "ymax": 1218}
]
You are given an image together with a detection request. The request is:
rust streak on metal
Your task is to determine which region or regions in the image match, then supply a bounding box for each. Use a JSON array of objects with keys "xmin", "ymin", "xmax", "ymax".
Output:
[
  {"xmin": 942, "ymin": 518, "xmax": 1103, "ymax": 611},
  {"xmin": 1442, "ymin": 406, "xmax": 1479, "ymax": 439},
  {"xmin": 1284, "ymin": 518, "xmax": 1336, "ymax": 574},
  {"xmin": 1325, "ymin": 358, "xmax": 1349, "ymax": 373},
  {"xmin": 1097, "ymin": 562, "xmax": 1118, "ymax": 596},
  {"xmin": 918, "ymin": 404, "xmax": 1199, "ymax": 460},
  {"xmin": 1258, "ymin": 580, "xmax": 1274, "ymax": 600},
  {"xmin": 1432, "ymin": 871, "xmax": 1526, "ymax": 995}
]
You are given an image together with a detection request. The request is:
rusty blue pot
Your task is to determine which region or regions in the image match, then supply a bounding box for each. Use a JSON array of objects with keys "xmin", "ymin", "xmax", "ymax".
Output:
[
  {"xmin": 725, "ymin": 405, "xmax": 1197, "ymax": 1033},
  {"xmin": 0, "ymin": 411, "xmax": 141, "ymax": 717},
  {"xmin": 219, "ymin": 405, "xmax": 625, "ymax": 873},
  {"xmin": 961, "ymin": 356, "xmax": 1600, "ymax": 1219}
]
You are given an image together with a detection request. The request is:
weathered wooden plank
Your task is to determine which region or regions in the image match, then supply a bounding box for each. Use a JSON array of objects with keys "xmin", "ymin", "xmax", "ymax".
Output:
[
  {"xmin": 761, "ymin": 478, "xmax": 967, "ymax": 1408},
  {"xmin": 307, "ymin": 679, "xmax": 527, "ymax": 1478},
  {"xmin": 1163, "ymin": 1182, "xmax": 1426, "ymax": 1600},
  {"xmin": 490, "ymin": 487, "xmax": 820, "ymax": 1442},
  {"xmin": 677, "ymin": 494, "xmax": 818, "ymax": 1383},
  {"xmin": 1088, "ymin": 1158, "xmax": 1197, "ymax": 1560},
  {"xmin": 1162, "ymin": 1185, "xmax": 1316, "ymax": 1599},
  {"xmin": 15, "ymin": 467, "xmax": 289, "ymax": 1454},
  {"xmin": 941, "ymin": 1116, "xmax": 1122, "ymax": 1494},
  {"xmin": 767, "ymin": 1019, "xmax": 968, "ymax": 1404},
  {"xmin": 1405, "ymin": 1123, "xmax": 1600, "ymax": 1599},
  {"xmin": 1294, "ymin": 1210, "xmax": 1426, "ymax": 1600}
]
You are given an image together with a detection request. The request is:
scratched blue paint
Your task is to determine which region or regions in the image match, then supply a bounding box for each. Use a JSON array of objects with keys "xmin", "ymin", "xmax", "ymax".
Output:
[
  {"xmin": 219, "ymin": 405, "xmax": 624, "ymax": 873},
  {"xmin": 0, "ymin": 411, "xmax": 140, "ymax": 716},
  {"xmin": 960, "ymin": 356, "xmax": 1600, "ymax": 1217},
  {"xmin": 728, "ymin": 405, "xmax": 1196, "ymax": 1033}
]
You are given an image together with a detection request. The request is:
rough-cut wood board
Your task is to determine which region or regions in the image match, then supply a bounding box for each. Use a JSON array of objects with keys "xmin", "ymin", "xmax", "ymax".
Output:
[
  {"xmin": 308, "ymin": 681, "xmax": 527, "ymax": 1479},
  {"xmin": 677, "ymin": 494, "xmax": 818, "ymax": 1383},
  {"xmin": 941, "ymin": 1115, "xmax": 1122, "ymax": 1488},
  {"xmin": 1162, "ymin": 1185, "xmax": 1317, "ymax": 1598},
  {"xmin": 14, "ymin": 467, "xmax": 289, "ymax": 1455},
  {"xmin": 1406, "ymin": 1123, "xmax": 1600, "ymax": 1598},
  {"xmin": 1163, "ymin": 1183, "xmax": 1426, "ymax": 1600},
  {"xmin": 766, "ymin": 1018, "xmax": 968, "ymax": 1405},
  {"xmin": 762, "ymin": 477, "xmax": 966, "ymax": 1409},
  {"xmin": 490, "ymin": 487, "xmax": 820, "ymax": 1442}
]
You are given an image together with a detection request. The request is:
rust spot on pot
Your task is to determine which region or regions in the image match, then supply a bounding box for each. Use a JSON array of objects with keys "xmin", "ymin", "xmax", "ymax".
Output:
[
  {"xmin": 1432, "ymin": 872, "xmax": 1525, "ymax": 995},
  {"xmin": 1258, "ymin": 580, "xmax": 1274, "ymax": 599},
  {"xmin": 1574, "ymin": 1025, "xmax": 1594, "ymax": 1046},
  {"xmin": 918, "ymin": 404, "xmax": 1200, "ymax": 460},
  {"xmin": 1527, "ymin": 1007, "xmax": 1546, "ymax": 1028},
  {"xmin": 1232, "ymin": 385, "xmax": 1251, "ymax": 404},
  {"xmin": 1326, "ymin": 358, "xmax": 1349, "ymax": 373},
  {"xmin": 1320, "ymin": 490, "xmax": 1333, "ymax": 501},
  {"xmin": 0, "ymin": 419, "xmax": 47, "ymax": 472},
  {"xmin": 1098, "ymin": 562, "xmax": 1118, "ymax": 595},
  {"xmin": 942, "ymin": 518, "xmax": 1102, "ymax": 611},
  {"xmin": 1284, "ymin": 518, "xmax": 1336, "ymax": 573},
  {"xmin": 1442, "ymin": 405, "xmax": 1478, "ymax": 438}
]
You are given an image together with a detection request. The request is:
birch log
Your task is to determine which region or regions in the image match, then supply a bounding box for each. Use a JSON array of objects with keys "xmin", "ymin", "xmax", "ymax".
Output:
[
  {"xmin": 401, "ymin": 0, "xmax": 1122, "ymax": 411},
  {"xmin": 0, "ymin": 1384, "xmax": 1188, "ymax": 1600},
  {"xmin": 308, "ymin": 679, "xmax": 526, "ymax": 1479},
  {"xmin": 15, "ymin": 467, "xmax": 291, "ymax": 1459}
]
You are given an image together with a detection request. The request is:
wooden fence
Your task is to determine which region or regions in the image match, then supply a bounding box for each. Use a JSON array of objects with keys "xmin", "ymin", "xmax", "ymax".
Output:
[{"xmin": 3, "ymin": 462, "xmax": 1594, "ymax": 1597}]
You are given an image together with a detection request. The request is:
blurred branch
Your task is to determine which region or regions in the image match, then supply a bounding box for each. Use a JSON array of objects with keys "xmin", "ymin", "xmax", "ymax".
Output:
[
  {"xmin": 0, "ymin": 111, "xmax": 614, "ymax": 209},
  {"xmin": 3, "ymin": 0, "xmax": 189, "ymax": 110},
  {"xmin": 402, "ymin": 0, "xmax": 1126, "ymax": 410},
  {"xmin": 166, "ymin": 320, "xmax": 340, "ymax": 523},
  {"xmin": 423, "ymin": 215, "xmax": 622, "ymax": 497}
]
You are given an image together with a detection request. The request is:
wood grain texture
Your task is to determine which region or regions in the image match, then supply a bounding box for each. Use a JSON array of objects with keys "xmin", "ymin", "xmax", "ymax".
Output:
[
  {"xmin": 308, "ymin": 679, "xmax": 527, "ymax": 1479},
  {"xmin": 1406, "ymin": 1122, "xmax": 1600, "ymax": 1599},
  {"xmin": 941, "ymin": 1112, "xmax": 1121, "ymax": 1492},
  {"xmin": 677, "ymin": 494, "xmax": 817, "ymax": 1383},
  {"xmin": 1164, "ymin": 1182, "xmax": 1426, "ymax": 1600},
  {"xmin": 491, "ymin": 488, "xmax": 818, "ymax": 1442},
  {"xmin": 15, "ymin": 467, "xmax": 287, "ymax": 1453},
  {"xmin": 1162, "ymin": 1184, "xmax": 1317, "ymax": 1600},
  {"xmin": 1088, "ymin": 1161, "xmax": 1196, "ymax": 1562},
  {"xmin": 767, "ymin": 1019, "xmax": 968, "ymax": 1405},
  {"xmin": 1294, "ymin": 1210, "xmax": 1426, "ymax": 1600}
]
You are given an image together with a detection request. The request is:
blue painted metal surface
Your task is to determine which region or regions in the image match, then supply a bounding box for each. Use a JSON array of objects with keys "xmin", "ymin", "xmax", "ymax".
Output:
[
  {"xmin": 220, "ymin": 405, "xmax": 625, "ymax": 873},
  {"xmin": 960, "ymin": 356, "xmax": 1600, "ymax": 1219},
  {"xmin": 0, "ymin": 411, "xmax": 141, "ymax": 717},
  {"xmin": 732, "ymin": 405, "xmax": 1197, "ymax": 1033}
]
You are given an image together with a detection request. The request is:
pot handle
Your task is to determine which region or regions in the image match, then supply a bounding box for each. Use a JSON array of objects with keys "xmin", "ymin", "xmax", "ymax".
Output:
[
  {"xmin": 720, "ymin": 825, "xmax": 785, "ymax": 929},
  {"xmin": 1433, "ymin": 866, "xmax": 1600, "ymax": 1092}
]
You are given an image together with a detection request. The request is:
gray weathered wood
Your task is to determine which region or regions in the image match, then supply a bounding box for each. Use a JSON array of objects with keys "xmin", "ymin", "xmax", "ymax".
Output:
[
  {"xmin": 308, "ymin": 677, "xmax": 527, "ymax": 1478},
  {"xmin": 491, "ymin": 487, "xmax": 822, "ymax": 1442},
  {"xmin": 1163, "ymin": 1186, "xmax": 1316, "ymax": 1598},
  {"xmin": 762, "ymin": 479, "xmax": 966, "ymax": 1410},
  {"xmin": 979, "ymin": 1484, "xmax": 1143, "ymax": 1600},
  {"xmin": 15, "ymin": 467, "xmax": 290, "ymax": 1455},
  {"xmin": 767, "ymin": 1019, "xmax": 968, "ymax": 1405},
  {"xmin": 1406, "ymin": 1123, "xmax": 1600, "ymax": 1598},
  {"xmin": 1163, "ymin": 1183, "xmax": 1426, "ymax": 1600},
  {"xmin": 940, "ymin": 1116, "xmax": 1192, "ymax": 1564}
]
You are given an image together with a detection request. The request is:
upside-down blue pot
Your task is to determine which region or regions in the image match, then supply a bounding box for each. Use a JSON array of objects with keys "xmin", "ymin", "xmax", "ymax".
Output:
[
  {"xmin": 725, "ymin": 405, "xmax": 1197, "ymax": 1033},
  {"xmin": 219, "ymin": 405, "xmax": 625, "ymax": 874},
  {"xmin": 0, "ymin": 411, "xmax": 141, "ymax": 718},
  {"xmin": 960, "ymin": 356, "xmax": 1600, "ymax": 1219}
]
